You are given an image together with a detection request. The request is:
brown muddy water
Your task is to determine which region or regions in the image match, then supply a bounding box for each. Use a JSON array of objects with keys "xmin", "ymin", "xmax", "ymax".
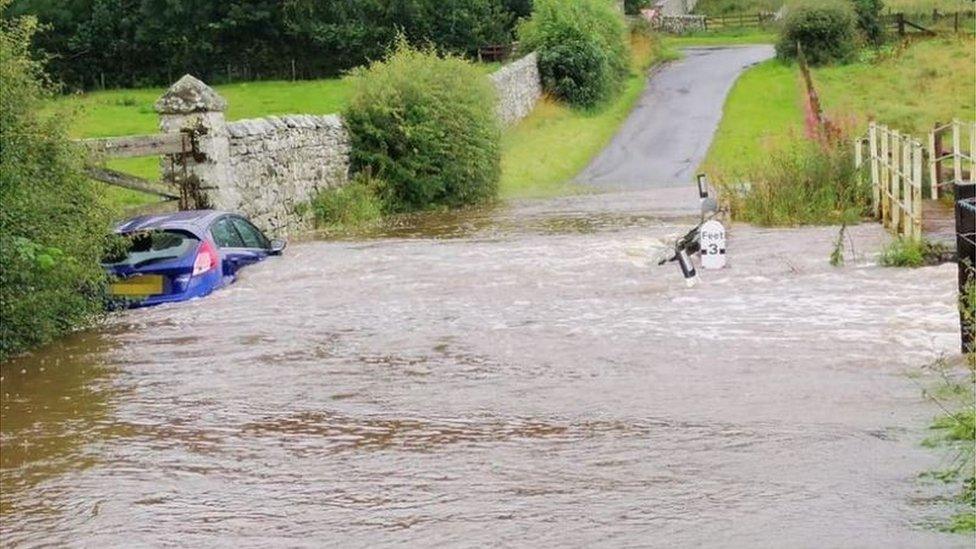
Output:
[{"xmin": 0, "ymin": 190, "xmax": 967, "ymax": 547}]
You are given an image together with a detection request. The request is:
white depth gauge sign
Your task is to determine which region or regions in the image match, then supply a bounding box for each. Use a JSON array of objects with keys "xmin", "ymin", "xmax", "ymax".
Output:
[{"xmin": 699, "ymin": 220, "xmax": 726, "ymax": 270}]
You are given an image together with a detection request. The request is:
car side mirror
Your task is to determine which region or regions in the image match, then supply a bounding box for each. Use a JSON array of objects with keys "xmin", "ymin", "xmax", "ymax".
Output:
[{"xmin": 269, "ymin": 238, "xmax": 287, "ymax": 256}]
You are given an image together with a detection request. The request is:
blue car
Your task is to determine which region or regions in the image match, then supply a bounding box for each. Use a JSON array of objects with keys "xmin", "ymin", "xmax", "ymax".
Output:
[{"xmin": 103, "ymin": 210, "xmax": 285, "ymax": 307}]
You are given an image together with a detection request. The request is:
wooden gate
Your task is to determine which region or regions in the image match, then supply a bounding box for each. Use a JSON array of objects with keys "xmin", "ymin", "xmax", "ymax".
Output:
[{"xmin": 80, "ymin": 129, "xmax": 198, "ymax": 210}]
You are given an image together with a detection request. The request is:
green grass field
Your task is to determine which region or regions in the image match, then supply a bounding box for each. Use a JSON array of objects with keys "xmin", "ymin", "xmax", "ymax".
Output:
[
  {"xmin": 703, "ymin": 35, "xmax": 975, "ymax": 180},
  {"xmin": 701, "ymin": 59, "xmax": 803, "ymax": 179},
  {"xmin": 661, "ymin": 29, "xmax": 777, "ymax": 47}
]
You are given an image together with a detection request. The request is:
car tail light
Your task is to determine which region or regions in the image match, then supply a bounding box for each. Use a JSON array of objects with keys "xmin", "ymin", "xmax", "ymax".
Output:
[{"xmin": 192, "ymin": 241, "xmax": 218, "ymax": 276}]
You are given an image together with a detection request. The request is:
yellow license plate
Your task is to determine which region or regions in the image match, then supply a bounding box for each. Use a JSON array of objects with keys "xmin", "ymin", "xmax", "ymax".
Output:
[{"xmin": 110, "ymin": 275, "xmax": 164, "ymax": 297}]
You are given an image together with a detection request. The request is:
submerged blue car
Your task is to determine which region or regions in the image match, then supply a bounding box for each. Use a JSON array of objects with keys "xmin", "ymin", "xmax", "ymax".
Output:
[{"xmin": 103, "ymin": 210, "xmax": 285, "ymax": 307}]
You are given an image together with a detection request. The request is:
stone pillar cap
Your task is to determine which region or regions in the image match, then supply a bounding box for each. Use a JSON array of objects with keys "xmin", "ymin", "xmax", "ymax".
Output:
[{"xmin": 154, "ymin": 74, "xmax": 228, "ymax": 114}]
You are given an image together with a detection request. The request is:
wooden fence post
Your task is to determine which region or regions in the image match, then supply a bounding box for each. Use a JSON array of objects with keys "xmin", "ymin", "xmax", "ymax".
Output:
[
  {"xmin": 891, "ymin": 130, "xmax": 902, "ymax": 234},
  {"xmin": 970, "ymin": 120, "xmax": 976, "ymax": 185},
  {"xmin": 869, "ymin": 123, "xmax": 880, "ymax": 218},
  {"xmin": 953, "ymin": 119, "xmax": 963, "ymax": 184},
  {"xmin": 880, "ymin": 126, "xmax": 890, "ymax": 227},
  {"xmin": 912, "ymin": 140, "xmax": 923, "ymax": 240},
  {"xmin": 928, "ymin": 123, "xmax": 939, "ymax": 199},
  {"xmin": 902, "ymin": 135, "xmax": 913, "ymax": 236}
]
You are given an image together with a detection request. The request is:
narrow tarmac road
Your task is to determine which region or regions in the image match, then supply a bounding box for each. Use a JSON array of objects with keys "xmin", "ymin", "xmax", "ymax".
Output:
[{"xmin": 578, "ymin": 45, "xmax": 774, "ymax": 188}]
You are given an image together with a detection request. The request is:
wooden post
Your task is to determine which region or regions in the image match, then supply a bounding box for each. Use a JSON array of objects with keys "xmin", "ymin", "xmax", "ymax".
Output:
[
  {"xmin": 901, "ymin": 133, "xmax": 912, "ymax": 236},
  {"xmin": 953, "ymin": 119, "xmax": 963, "ymax": 184},
  {"xmin": 869, "ymin": 123, "xmax": 880, "ymax": 218},
  {"xmin": 954, "ymin": 11, "xmax": 960, "ymax": 33},
  {"xmin": 891, "ymin": 130, "xmax": 902, "ymax": 234},
  {"xmin": 956, "ymin": 182, "xmax": 976, "ymax": 353},
  {"xmin": 897, "ymin": 13, "xmax": 906, "ymax": 36},
  {"xmin": 929, "ymin": 123, "xmax": 939, "ymax": 199},
  {"xmin": 912, "ymin": 140, "xmax": 923, "ymax": 240},
  {"xmin": 880, "ymin": 126, "xmax": 891, "ymax": 227},
  {"xmin": 970, "ymin": 121, "xmax": 976, "ymax": 185}
]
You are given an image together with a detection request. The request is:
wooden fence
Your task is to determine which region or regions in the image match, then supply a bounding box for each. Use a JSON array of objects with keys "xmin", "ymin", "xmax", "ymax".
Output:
[
  {"xmin": 929, "ymin": 120, "xmax": 976, "ymax": 199},
  {"xmin": 702, "ymin": 12, "xmax": 775, "ymax": 30},
  {"xmin": 856, "ymin": 120, "xmax": 976, "ymax": 240},
  {"xmin": 857, "ymin": 123, "xmax": 925, "ymax": 239}
]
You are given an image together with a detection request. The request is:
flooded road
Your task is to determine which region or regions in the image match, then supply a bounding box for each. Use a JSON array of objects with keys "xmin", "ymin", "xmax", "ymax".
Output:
[{"xmin": 0, "ymin": 190, "xmax": 966, "ymax": 547}]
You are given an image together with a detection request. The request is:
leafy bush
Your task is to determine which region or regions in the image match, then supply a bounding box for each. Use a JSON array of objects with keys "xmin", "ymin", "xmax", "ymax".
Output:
[
  {"xmin": 517, "ymin": 0, "xmax": 631, "ymax": 108},
  {"xmin": 343, "ymin": 40, "xmax": 501, "ymax": 212},
  {"xmin": 721, "ymin": 137, "xmax": 870, "ymax": 226},
  {"xmin": 776, "ymin": 0, "xmax": 858, "ymax": 66},
  {"xmin": 624, "ymin": 0, "xmax": 652, "ymax": 15},
  {"xmin": 310, "ymin": 172, "xmax": 385, "ymax": 229},
  {"xmin": 1, "ymin": 12, "xmax": 112, "ymax": 360},
  {"xmin": 851, "ymin": 0, "xmax": 886, "ymax": 46},
  {"xmin": 879, "ymin": 237, "xmax": 952, "ymax": 267}
]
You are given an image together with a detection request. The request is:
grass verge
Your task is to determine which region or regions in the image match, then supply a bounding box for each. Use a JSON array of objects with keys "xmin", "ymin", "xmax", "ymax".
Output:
[
  {"xmin": 702, "ymin": 58, "xmax": 802, "ymax": 179},
  {"xmin": 499, "ymin": 32, "xmax": 676, "ymax": 199},
  {"xmin": 661, "ymin": 29, "xmax": 777, "ymax": 47},
  {"xmin": 921, "ymin": 350, "xmax": 976, "ymax": 534}
]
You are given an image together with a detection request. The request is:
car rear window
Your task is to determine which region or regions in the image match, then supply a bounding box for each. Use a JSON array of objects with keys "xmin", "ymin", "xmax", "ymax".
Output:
[{"xmin": 103, "ymin": 230, "xmax": 200, "ymax": 268}]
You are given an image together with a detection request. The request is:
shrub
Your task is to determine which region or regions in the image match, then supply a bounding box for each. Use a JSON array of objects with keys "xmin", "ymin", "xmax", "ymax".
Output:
[
  {"xmin": 879, "ymin": 237, "xmax": 952, "ymax": 267},
  {"xmin": 851, "ymin": 0, "xmax": 886, "ymax": 46},
  {"xmin": 310, "ymin": 172, "xmax": 385, "ymax": 229},
  {"xmin": 517, "ymin": 0, "xmax": 631, "ymax": 108},
  {"xmin": 776, "ymin": 0, "xmax": 858, "ymax": 66},
  {"xmin": 343, "ymin": 40, "xmax": 501, "ymax": 212},
  {"xmin": 624, "ymin": 0, "xmax": 652, "ymax": 15},
  {"xmin": 721, "ymin": 137, "xmax": 870, "ymax": 226},
  {"xmin": 1, "ymin": 12, "xmax": 112, "ymax": 360}
]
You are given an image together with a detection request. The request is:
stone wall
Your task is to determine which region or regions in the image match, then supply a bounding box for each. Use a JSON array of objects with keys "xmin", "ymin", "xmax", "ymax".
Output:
[
  {"xmin": 655, "ymin": 0, "xmax": 698, "ymax": 16},
  {"xmin": 489, "ymin": 52, "xmax": 543, "ymax": 126},
  {"xmin": 225, "ymin": 115, "xmax": 349, "ymax": 233},
  {"xmin": 155, "ymin": 56, "xmax": 544, "ymax": 235},
  {"xmin": 655, "ymin": 14, "xmax": 707, "ymax": 33},
  {"xmin": 155, "ymin": 76, "xmax": 350, "ymax": 236}
]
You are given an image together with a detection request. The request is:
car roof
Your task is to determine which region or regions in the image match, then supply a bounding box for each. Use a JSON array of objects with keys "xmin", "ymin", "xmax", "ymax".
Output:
[{"xmin": 114, "ymin": 209, "xmax": 234, "ymax": 237}]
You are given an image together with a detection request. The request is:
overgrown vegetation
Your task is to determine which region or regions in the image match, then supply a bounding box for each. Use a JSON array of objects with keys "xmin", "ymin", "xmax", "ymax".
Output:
[
  {"xmin": 776, "ymin": 0, "xmax": 859, "ymax": 65},
  {"xmin": 517, "ymin": 0, "xmax": 631, "ymax": 108},
  {"xmin": 4, "ymin": 0, "xmax": 532, "ymax": 90},
  {"xmin": 308, "ymin": 172, "xmax": 385, "ymax": 230},
  {"xmin": 0, "ymin": 8, "xmax": 111, "ymax": 360},
  {"xmin": 921, "ymin": 278, "xmax": 975, "ymax": 533},
  {"xmin": 343, "ymin": 41, "xmax": 501, "ymax": 213},
  {"xmin": 879, "ymin": 237, "xmax": 952, "ymax": 267},
  {"xmin": 720, "ymin": 136, "xmax": 870, "ymax": 225},
  {"xmin": 851, "ymin": 0, "xmax": 887, "ymax": 45}
]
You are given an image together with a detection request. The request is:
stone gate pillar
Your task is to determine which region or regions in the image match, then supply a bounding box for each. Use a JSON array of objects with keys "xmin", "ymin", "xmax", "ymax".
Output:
[{"xmin": 154, "ymin": 75, "xmax": 235, "ymax": 210}]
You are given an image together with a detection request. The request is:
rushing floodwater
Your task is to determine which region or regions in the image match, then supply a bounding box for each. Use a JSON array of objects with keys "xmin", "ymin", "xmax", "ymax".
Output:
[{"xmin": 0, "ymin": 190, "xmax": 966, "ymax": 547}]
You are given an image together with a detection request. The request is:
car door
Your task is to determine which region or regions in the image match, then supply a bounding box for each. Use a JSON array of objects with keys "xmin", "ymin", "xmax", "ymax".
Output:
[{"xmin": 209, "ymin": 216, "xmax": 260, "ymax": 281}]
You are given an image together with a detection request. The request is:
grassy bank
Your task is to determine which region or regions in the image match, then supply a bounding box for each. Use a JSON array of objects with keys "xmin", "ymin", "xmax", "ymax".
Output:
[
  {"xmin": 499, "ymin": 33, "xmax": 676, "ymax": 199},
  {"xmin": 662, "ymin": 29, "xmax": 777, "ymax": 47},
  {"xmin": 703, "ymin": 36, "xmax": 976, "ymax": 180},
  {"xmin": 701, "ymin": 59, "xmax": 802, "ymax": 179}
]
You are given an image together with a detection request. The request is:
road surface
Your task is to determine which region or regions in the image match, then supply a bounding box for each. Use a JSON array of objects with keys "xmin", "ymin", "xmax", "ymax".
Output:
[{"xmin": 578, "ymin": 45, "xmax": 775, "ymax": 188}]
